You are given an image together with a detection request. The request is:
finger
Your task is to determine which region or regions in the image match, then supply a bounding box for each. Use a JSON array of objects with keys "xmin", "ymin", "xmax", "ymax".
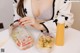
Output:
[
  {"xmin": 21, "ymin": 21, "xmax": 31, "ymax": 25},
  {"xmin": 23, "ymin": 22, "xmax": 33, "ymax": 26},
  {"xmin": 9, "ymin": 26, "xmax": 13, "ymax": 35},
  {"xmin": 19, "ymin": 18, "xmax": 30, "ymax": 25},
  {"xmin": 20, "ymin": 18, "xmax": 32, "ymax": 24},
  {"xmin": 19, "ymin": 17, "xmax": 30, "ymax": 22},
  {"xmin": 13, "ymin": 22, "xmax": 19, "ymax": 27}
]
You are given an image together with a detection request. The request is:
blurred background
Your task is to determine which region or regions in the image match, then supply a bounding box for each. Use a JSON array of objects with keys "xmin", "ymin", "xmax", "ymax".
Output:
[
  {"xmin": 71, "ymin": 2, "xmax": 80, "ymax": 31},
  {"xmin": 0, "ymin": 0, "xmax": 80, "ymax": 31}
]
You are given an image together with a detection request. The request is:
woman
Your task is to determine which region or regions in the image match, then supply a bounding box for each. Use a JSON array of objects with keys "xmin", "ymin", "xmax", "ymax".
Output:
[{"xmin": 13, "ymin": 0, "xmax": 74, "ymax": 35}]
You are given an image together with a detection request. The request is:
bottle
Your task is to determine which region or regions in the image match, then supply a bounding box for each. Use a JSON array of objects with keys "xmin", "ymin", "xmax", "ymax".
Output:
[{"xmin": 55, "ymin": 17, "xmax": 65, "ymax": 46}]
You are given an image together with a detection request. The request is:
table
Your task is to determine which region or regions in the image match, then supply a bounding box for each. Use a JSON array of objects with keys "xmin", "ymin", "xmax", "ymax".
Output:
[{"xmin": 0, "ymin": 28, "xmax": 80, "ymax": 53}]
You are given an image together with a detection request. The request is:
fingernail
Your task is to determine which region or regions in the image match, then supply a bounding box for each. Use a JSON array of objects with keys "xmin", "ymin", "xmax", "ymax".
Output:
[
  {"xmin": 22, "ymin": 24, "xmax": 24, "ymax": 26},
  {"xmin": 25, "ymin": 20, "xmax": 27, "ymax": 21},
  {"xmin": 20, "ymin": 24, "xmax": 24, "ymax": 27},
  {"xmin": 19, "ymin": 22, "xmax": 22, "ymax": 25}
]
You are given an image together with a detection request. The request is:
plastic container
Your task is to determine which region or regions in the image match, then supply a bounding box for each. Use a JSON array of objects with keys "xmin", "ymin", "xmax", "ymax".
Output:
[
  {"xmin": 36, "ymin": 32, "xmax": 54, "ymax": 53},
  {"xmin": 10, "ymin": 21, "xmax": 34, "ymax": 50}
]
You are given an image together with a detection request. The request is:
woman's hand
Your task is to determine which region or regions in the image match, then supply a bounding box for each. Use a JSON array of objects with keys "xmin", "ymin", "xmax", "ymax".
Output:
[
  {"xmin": 9, "ymin": 20, "xmax": 20, "ymax": 35},
  {"xmin": 19, "ymin": 17, "xmax": 37, "ymax": 27},
  {"xmin": 19, "ymin": 17, "xmax": 45, "ymax": 30}
]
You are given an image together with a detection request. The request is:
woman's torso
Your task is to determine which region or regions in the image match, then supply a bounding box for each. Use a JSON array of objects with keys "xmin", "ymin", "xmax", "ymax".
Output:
[
  {"xmin": 31, "ymin": 0, "xmax": 53, "ymax": 17},
  {"xmin": 24, "ymin": 0, "xmax": 54, "ymax": 23}
]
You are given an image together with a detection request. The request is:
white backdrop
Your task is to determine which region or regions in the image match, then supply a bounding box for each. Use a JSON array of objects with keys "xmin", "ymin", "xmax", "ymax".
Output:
[{"xmin": 0, "ymin": 0, "xmax": 13, "ymax": 31}]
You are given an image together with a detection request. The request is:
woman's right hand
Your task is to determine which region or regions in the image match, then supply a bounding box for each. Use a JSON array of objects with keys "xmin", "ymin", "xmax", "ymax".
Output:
[
  {"xmin": 9, "ymin": 20, "xmax": 20, "ymax": 35},
  {"xmin": 10, "ymin": 20, "xmax": 20, "ymax": 28}
]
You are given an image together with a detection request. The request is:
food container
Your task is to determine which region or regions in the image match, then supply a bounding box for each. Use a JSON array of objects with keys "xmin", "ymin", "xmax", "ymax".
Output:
[
  {"xmin": 10, "ymin": 20, "xmax": 34, "ymax": 50},
  {"xmin": 36, "ymin": 32, "xmax": 54, "ymax": 53}
]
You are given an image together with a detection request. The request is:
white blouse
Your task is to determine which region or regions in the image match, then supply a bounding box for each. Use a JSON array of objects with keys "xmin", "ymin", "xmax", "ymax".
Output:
[{"xmin": 13, "ymin": 0, "xmax": 74, "ymax": 35}]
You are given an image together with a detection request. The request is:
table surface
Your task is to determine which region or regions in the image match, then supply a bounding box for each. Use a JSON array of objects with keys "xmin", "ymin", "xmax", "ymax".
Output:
[{"xmin": 0, "ymin": 28, "xmax": 80, "ymax": 53}]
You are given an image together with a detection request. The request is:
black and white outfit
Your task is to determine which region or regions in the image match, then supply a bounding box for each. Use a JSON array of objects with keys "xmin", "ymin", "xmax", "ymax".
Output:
[{"xmin": 13, "ymin": 0, "xmax": 74, "ymax": 36}]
